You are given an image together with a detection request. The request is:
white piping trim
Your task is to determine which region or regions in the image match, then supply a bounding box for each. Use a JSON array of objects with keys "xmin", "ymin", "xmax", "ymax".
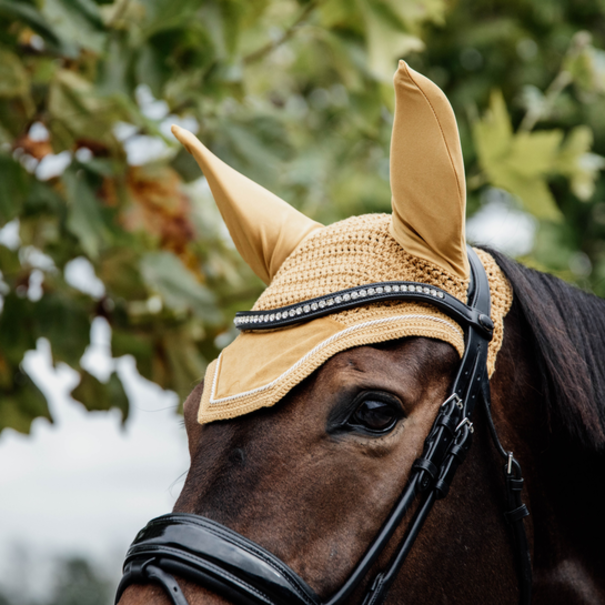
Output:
[{"xmin": 209, "ymin": 314, "xmax": 462, "ymax": 405}]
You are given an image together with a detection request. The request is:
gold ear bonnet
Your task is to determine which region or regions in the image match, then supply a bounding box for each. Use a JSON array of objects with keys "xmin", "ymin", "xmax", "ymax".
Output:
[{"xmin": 172, "ymin": 62, "xmax": 513, "ymax": 424}]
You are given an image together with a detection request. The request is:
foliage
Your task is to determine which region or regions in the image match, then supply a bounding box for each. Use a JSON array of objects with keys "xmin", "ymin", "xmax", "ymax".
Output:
[
  {"xmin": 47, "ymin": 556, "xmax": 113, "ymax": 605},
  {"xmin": 0, "ymin": 0, "xmax": 604, "ymax": 433},
  {"xmin": 0, "ymin": 555, "xmax": 113, "ymax": 605}
]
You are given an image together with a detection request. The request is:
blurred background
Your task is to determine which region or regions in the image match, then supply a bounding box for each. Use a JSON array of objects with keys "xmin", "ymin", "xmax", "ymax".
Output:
[{"xmin": 1, "ymin": 0, "xmax": 605, "ymax": 601}]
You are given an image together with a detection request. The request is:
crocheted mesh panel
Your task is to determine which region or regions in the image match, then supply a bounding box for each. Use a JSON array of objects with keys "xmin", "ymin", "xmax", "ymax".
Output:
[
  {"xmin": 252, "ymin": 214, "xmax": 511, "ymax": 376},
  {"xmin": 475, "ymin": 247, "xmax": 512, "ymax": 376},
  {"xmin": 253, "ymin": 214, "xmax": 467, "ymax": 309}
]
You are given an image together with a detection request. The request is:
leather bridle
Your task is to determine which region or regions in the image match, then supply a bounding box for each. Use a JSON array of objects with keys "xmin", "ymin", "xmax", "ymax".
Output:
[{"xmin": 116, "ymin": 248, "xmax": 532, "ymax": 605}]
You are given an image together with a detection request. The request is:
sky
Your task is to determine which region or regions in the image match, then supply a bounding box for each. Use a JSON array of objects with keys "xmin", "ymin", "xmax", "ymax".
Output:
[{"xmin": 0, "ymin": 322, "xmax": 190, "ymax": 598}]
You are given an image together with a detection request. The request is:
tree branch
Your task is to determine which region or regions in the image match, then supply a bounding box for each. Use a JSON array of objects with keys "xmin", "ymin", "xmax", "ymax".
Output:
[
  {"xmin": 243, "ymin": 0, "xmax": 321, "ymax": 65},
  {"xmin": 518, "ymin": 31, "xmax": 591, "ymax": 133},
  {"xmin": 518, "ymin": 70, "xmax": 573, "ymax": 133},
  {"xmin": 107, "ymin": 0, "xmax": 132, "ymax": 29}
]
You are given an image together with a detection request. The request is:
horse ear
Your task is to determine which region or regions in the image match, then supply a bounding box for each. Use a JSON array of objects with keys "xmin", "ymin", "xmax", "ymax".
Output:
[
  {"xmin": 389, "ymin": 61, "xmax": 469, "ymax": 281},
  {"xmin": 171, "ymin": 125, "xmax": 323, "ymax": 285}
]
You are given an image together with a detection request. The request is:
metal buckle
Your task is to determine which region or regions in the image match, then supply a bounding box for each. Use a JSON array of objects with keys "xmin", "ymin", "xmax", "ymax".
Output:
[
  {"xmin": 455, "ymin": 417, "xmax": 474, "ymax": 434},
  {"xmin": 442, "ymin": 393, "xmax": 463, "ymax": 410}
]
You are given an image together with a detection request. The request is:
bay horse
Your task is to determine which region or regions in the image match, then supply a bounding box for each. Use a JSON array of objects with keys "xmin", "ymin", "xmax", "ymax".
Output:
[
  {"xmin": 116, "ymin": 251, "xmax": 605, "ymax": 604},
  {"xmin": 115, "ymin": 61, "xmax": 605, "ymax": 604}
]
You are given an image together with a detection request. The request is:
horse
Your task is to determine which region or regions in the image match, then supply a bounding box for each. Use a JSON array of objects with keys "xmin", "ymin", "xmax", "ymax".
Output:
[{"xmin": 115, "ymin": 62, "xmax": 605, "ymax": 604}]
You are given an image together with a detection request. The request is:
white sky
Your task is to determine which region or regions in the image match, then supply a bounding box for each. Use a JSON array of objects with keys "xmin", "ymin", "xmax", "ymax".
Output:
[
  {"xmin": 466, "ymin": 188, "xmax": 537, "ymax": 257},
  {"xmin": 0, "ymin": 330, "xmax": 190, "ymax": 597}
]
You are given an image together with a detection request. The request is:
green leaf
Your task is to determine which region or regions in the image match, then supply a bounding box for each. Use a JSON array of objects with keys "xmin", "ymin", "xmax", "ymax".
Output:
[
  {"xmin": 197, "ymin": 0, "xmax": 234, "ymax": 61},
  {"xmin": 23, "ymin": 179, "xmax": 64, "ymax": 216},
  {"xmin": 163, "ymin": 325, "xmax": 206, "ymax": 403},
  {"xmin": 384, "ymin": 0, "xmax": 445, "ymax": 27},
  {"xmin": 63, "ymin": 168, "xmax": 107, "ymax": 259},
  {"xmin": 35, "ymin": 291, "xmax": 92, "ymax": 368},
  {"xmin": 473, "ymin": 91, "xmax": 563, "ymax": 221},
  {"xmin": 0, "ymin": 49, "xmax": 30, "ymax": 99},
  {"xmin": 97, "ymin": 33, "xmax": 135, "ymax": 96},
  {"xmin": 503, "ymin": 177, "xmax": 561, "ymax": 221},
  {"xmin": 48, "ymin": 69, "xmax": 131, "ymax": 150},
  {"xmin": 0, "ymin": 155, "xmax": 30, "ymax": 224},
  {"xmin": 40, "ymin": 0, "xmax": 106, "ymax": 54},
  {"xmin": 565, "ymin": 43, "xmax": 605, "ymax": 94},
  {"xmin": 357, "ymin": 0, "xmax": 424, "ymax": 82},
  {"xmin": 171, "ymin": 147, "xmax": 208, "ymax": 184},
  {"xmin": 217, "ymin": 118, "xmax": 291, "ymax": 184},
  {"xmin": 0, "ymin": 244, "xmax": 21, "ymax": 278},
  {"xmin": 139, "ymin": 0, "xmax": 203, "ymax": 37},
  {"xmin": 99, "ymin": 248, "xmax": 148, "ymax": 300},
  {"xmin": 71, "ymin": 369, "xmax": 129, "ymax": 419},
  {"xmin": 0, "ymin": 294, "xmax": 38, "ymax": 366},
  {"xmin": 0, "ymin": 366, "xmax": 51, "ymax": 434},
  {"xmin": 555, "ymin": 126, "xmax": 605, "ymax": 201},
  {"xmin": 111, "ymin": 327, "xmax": 153, "ymax": 380},
  {"xmin": 0, "ymin": 0, "xmax": 62, "ymax": 50},
  {"xmin": 508, "ymin": 130, "xmax": 563, "ymax": 178},
  {"xmin": 472, "ymin": 90, "xmax": 513, "ymax": 166},
  {"xmin": 140, "ymin": 251, "xmax": 221, "ymax": 322}
]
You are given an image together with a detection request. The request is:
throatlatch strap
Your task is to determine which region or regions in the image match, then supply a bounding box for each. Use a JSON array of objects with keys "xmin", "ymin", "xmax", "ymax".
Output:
[{"xmin": 481, "ymin": 384, "xmax": 533, "ymax": 605}]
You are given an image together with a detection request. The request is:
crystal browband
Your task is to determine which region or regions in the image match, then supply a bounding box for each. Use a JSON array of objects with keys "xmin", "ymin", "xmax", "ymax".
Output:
[{"xmin": 234, "ymin": 281, "xmax": 495, "ymax": 339}]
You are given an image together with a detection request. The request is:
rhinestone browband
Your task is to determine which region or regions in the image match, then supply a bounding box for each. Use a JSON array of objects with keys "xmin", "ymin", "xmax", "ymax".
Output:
[{"xmin": 234, "ymin": 281, "xmax": 473, "ymax": 332}]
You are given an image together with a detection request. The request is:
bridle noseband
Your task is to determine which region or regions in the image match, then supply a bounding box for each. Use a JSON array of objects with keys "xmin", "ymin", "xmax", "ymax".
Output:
[{"xmin": 116, "ymin": 248, "xmax": 532, "ymax": 605}]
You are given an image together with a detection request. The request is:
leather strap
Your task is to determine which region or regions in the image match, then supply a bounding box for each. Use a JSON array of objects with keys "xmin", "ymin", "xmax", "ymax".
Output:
[
  {"xmin": 481, "ymin": 384, "xmax": 533, "ymax": 605},
  {"xmin": 115, "ymin": 514, "xmax": 319, "ymax": 605},
  {"xmin": 116, "ymin": 559, "xmax": 189, "ymax": 605},
  {"xmin": 357, "ymin": 247, "xmax": 491, "ymax": 605}
]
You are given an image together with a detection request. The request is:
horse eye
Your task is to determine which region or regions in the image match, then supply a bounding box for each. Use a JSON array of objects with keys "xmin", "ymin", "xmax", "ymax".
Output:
[{"xmin": 349, "ymin": 398, "xmax": 401, "ymax": 433}]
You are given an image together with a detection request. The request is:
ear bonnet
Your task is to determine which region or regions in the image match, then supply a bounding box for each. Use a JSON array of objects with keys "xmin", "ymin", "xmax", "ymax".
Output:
[{"xmin": 173, "ymin": 61, "xmax": 513, "ymax": 424}]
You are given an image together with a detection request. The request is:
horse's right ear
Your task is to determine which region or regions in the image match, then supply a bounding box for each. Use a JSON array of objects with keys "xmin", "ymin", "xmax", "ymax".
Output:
[
  {"xmin": 389, "ymin": 61, "xmax": 469, "ymax": 281},
  {"xmin": 172, "ymin": 125, "xmax": 323, "ymax": 285}
]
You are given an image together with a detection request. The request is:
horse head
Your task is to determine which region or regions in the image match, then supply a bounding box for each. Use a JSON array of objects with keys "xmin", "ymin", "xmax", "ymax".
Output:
[{"xmin": 116, "ymin": 62, "xmax": 605, "ymax": 604}]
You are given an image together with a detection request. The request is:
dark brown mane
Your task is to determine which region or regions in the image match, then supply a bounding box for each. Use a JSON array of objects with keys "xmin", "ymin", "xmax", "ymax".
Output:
[{"xmin": 487, "ymin": 247, "xmax": 605, "ymax": 453}]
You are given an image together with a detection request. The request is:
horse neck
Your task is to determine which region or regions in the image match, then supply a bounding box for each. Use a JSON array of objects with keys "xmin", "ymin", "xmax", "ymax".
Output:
[{"xmin": 492, "ymin": 297, "xmax": 605, "ymax": 602}]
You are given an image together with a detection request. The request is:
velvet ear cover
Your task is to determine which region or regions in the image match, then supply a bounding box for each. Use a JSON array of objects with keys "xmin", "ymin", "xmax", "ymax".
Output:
[
  {"xmin": 389, "ymin": 61, "xmax": 469, "ymax": 282},
  {"xmin": 171, "ymin": 125, "xmax": 322, "ymax": 285}
]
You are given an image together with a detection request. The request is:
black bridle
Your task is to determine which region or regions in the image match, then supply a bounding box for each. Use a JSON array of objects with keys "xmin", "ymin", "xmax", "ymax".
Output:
[{"xmin": 116, "ymin": 248, "xmax": 532, "ymax": 605}]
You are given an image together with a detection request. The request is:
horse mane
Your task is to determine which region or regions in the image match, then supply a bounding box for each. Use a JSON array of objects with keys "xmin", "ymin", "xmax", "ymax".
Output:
[{"xmin": 486, "ymin": 248, "xmax": 605, "ymax": 453}]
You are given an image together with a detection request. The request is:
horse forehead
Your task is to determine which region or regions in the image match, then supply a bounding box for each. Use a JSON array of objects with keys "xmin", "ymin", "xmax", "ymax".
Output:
[
  {"xmin": 291, "ymin": 339, "xmax": 454, "ymax": 410},
  {"xmin": 316, "ymin": 337, "xmax": 453, "ymax": 381}
]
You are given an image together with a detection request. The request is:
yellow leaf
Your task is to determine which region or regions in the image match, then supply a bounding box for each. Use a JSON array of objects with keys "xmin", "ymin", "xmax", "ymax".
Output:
[
  {"xmin": 472, "ymin": 90, "xmax": 513, "ymax": 172},
  {"xmin": 506, "ymin": 130, "xmax": 563, "ymax": 178},
  {"xmin": 555, "ymin": 126, "xmax": 605, "ymax": 201},
  {"xmin": 357, "ymin": 0, "xmax": 425, "ymax": 82},
  {"xmin": 473, "ymin": 90, "xmax": 564, "ymax": 221}
]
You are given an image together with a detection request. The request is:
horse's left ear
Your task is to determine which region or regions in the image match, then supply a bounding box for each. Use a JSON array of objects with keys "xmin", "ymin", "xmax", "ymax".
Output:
[
  {"xmin": 389, "ymin": 61, "xmax": 469, "ymax": 281},
  {"xmin": 171, "ymin": 125, "xmax": 323, "ymax": 285}
]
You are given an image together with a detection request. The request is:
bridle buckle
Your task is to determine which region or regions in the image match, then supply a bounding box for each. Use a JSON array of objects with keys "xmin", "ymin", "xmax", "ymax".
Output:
[{"xmin": 456, "ymin": 417, "xmax": 474, "ymax": 434}]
